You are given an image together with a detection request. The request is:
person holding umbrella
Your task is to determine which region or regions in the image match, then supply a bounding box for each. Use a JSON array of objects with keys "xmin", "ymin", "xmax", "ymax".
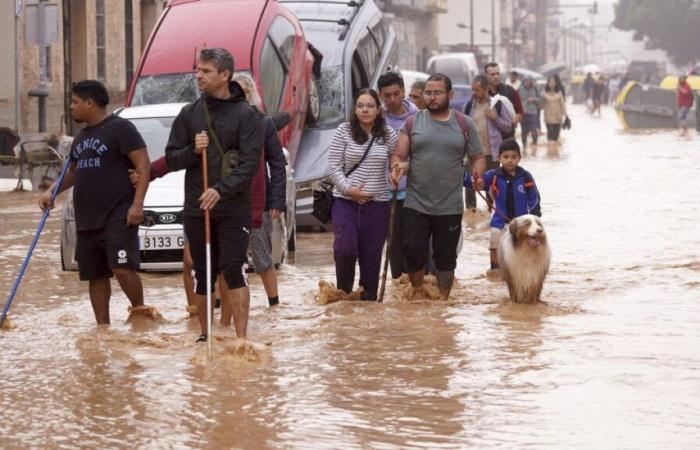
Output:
[{"xmin": 165, "ymin": 48, "xmax": 263, "ymax": 343}]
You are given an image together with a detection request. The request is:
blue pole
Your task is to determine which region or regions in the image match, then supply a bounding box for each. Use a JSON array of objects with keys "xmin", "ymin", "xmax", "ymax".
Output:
[{"xmin": 1, "ymin": 158, "xmax": 71, "ymax": 328}]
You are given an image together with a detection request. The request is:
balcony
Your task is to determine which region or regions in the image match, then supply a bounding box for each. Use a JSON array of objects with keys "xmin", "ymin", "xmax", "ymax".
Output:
[
  {"xmin": 424, "ymin": 0, "xmax": 448, "ymax": 13},
  {"xmin": 382, "ymin": 0, "xmax": 424, "ymax": 14}
]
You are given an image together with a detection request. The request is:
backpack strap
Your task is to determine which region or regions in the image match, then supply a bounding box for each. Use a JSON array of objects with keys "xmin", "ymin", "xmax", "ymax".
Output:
[{"xmin": 452, "ymin": 110, "xmax": 471, "ymax": 154}]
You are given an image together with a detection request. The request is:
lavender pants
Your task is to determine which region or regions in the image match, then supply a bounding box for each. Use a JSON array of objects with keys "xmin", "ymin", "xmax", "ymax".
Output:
[{"xmin": 331, "ymin": 197, "xmax": 390, "ymax": 300}]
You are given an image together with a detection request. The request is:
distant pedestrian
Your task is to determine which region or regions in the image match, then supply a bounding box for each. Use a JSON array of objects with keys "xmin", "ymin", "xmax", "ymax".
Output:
[
  {"xmin": 608, "ymin": 74, "xmax": 621, "ymax": 104},
  {"xmin": 506, "ymin": 71, "xmax": 521, "ymax": 91},
  {"xmin": 542, "ymin": 76, "xmax": 567, "ymax": 152},
  {"xmin": 619, "ymin": 73, "xmax": 630, "ymax": 92},
  {"xmin": 518, "ymin": 77, "xmax": 541, "ymax": 153},
  {"xmin": 677, "ymin": 75, "xmax": 694, "ymax": 136},
  {"xmin": 326, "ymin": 88, "xmax": 397, "ymax": 300},
  {"xmin": 583, "ymin": 72, "xmax": 595, "ymax": 106},
  {"xmin": 409, "ymin": 81, "xmax": 427, "ymax": 110},
  {"xmin": 378, "ymin": 72, "xmax": 418, "ymax": 280},
  {"xmin": 484, "ymin": 62, "xmax": 523, "ymax": 127},
  {"xmin": 39, "ymin": 80, "xmax": 152, "ymax": 325},
  {"xmin": 591, "ymin": 77, "xmax": 606, "ymax": 117},
  {"xmin": 390, "ymin": 73, "xmax": 485, "ymax": 299}
]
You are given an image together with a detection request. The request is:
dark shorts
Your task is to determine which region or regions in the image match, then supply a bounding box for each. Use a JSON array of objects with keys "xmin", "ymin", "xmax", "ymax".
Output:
[
  {"xmin": 184, "ymin": 214, "xmax": 250, "ymax": 294},
  {"xmin": 76, "ymin": 221, "xmax": 140, "ymax": 281},
  {"xmin": 402, "ymin": 207, "xmax": 462, "ymax": 272}
]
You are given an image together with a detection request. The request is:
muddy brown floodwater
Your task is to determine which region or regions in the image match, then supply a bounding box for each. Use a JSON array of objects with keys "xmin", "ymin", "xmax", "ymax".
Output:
[{"xmin": 1, "ymin": 106, "xmax": 699, "ymax": 449}]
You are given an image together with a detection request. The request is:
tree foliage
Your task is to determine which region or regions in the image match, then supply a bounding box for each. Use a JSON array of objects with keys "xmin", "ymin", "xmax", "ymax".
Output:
[{"xmin": 613, "ymin": 0, "xmax": 700, "ymax": 65}]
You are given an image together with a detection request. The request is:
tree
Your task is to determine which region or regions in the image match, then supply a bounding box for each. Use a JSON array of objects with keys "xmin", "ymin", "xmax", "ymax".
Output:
[{"xmin": 613, "ymin": 0, "xmax": 700, "ymax": 65}]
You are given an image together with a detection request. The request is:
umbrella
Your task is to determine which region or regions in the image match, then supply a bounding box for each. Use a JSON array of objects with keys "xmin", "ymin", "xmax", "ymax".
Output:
[{"xmin": 538, "ymin": 61, "xmax": 567, "ymax": 77}]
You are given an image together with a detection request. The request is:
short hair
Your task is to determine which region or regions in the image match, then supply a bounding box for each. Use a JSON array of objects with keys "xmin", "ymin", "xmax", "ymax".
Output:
[
  {"xmin": 71, "ymin": 80, "xmax": 109, "ymax": 107},
  {"xmin": 411, "ymin": 81, "xmax": 425, "ymax": 91},
  {"xmin": 377, "ymin": 72, "xmax": 405, "ymax": 90},
  {"xmin": 199, "ymin": 47, "xmax": 234, "ymax": 76},
  {"xmin": 484, "ymin": 62, "xmax": 500, "ymax": 73},
  {"xmin": 499, "ymin": 138, "xmax": 521, "ymax": 155},
  {"xmin": 425, "ymin": 73, "xmax": 452, "ymax": 92},
  {"xmin": 472, "ymin": 74, "xmax": 489, "ymax": 89}
]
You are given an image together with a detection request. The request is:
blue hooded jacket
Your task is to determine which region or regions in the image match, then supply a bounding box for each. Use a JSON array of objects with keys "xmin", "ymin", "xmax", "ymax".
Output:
[{"xmin": 471, "ymin": 166, "xmax": 541, "ymax": 229}]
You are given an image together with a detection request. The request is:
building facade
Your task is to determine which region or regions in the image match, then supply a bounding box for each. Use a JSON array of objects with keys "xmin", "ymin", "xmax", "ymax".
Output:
[
  {"xmin": 0, "ymin": 0, "xmax": 166, "ymax": 137},
  {"xmin": 377, "ymin": 0, "xmax": 448, "ymax": 72}
]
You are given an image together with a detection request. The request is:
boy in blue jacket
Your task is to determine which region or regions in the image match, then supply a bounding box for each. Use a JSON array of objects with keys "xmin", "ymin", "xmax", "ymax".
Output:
[{"xmin": 465, "ymin": 138, "xmax": 541, "ymax": 277}]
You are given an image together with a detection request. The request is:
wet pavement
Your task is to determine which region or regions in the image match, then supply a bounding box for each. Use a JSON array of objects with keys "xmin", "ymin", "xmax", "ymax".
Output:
[{"xmin": 1, "ymin": 105, "xmax": 699, "ymax": 449}]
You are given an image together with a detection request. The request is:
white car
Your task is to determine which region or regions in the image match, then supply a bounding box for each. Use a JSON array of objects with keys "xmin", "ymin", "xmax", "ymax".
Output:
[{"xmin": 61, "ymin": 102, "xmax": 295, "ymax": 271}]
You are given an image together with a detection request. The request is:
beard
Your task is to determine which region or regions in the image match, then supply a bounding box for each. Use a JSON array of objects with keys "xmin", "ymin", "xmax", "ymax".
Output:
[{"xmin": 426, "ymin": 97, "xmax": 450, "ymax": 113}]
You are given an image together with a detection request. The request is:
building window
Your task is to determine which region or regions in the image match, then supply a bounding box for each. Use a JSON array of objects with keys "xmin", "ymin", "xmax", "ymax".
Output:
[
  {"xmin": 96, "ymin": 0, "xmax": 106, "ymax": 80},
  {"xmin": 125, "ymin": 0, "xmax": 134, "ymax": 86}
]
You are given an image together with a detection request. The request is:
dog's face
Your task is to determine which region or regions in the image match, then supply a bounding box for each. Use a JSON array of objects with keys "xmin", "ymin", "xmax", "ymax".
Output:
[{"xmin": 509, "ymin": 214, "xmax": 547, "ymax": 248}]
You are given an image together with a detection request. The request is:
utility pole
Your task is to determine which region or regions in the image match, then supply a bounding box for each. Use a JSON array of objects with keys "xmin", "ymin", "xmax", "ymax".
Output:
[
  {"xmin": 14, "ymin": 1, "xmax": 21, "ymax": 132},
  {"xmin": 491, "ymin": 0, "xmax": 495, "ymax": 61},
  {"xmin": 27, "ymin": 0, "xmax": 49, "ymax": 132},
  {"xmin": 470, "ymin": 0, "xmax": 474, "ymax": 50}
]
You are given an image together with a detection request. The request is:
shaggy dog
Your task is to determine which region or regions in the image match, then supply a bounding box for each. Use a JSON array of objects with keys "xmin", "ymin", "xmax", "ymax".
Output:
[{"xmin": 498, "ymin": 214, "xmax": 551, "ymax": 303}]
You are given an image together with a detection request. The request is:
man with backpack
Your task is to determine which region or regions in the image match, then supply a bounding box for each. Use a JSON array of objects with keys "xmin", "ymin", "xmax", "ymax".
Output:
[
  {"xmin": 463, "ymin": 74, "xmax": 513, "ymax": 209},
  {"xmin": 390, "ymin": 73, "xmax": 485, "ymax": 299}
]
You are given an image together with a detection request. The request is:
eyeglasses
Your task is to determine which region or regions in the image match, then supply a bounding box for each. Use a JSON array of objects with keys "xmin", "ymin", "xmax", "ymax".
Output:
[
  {"xmin": 355, "ymin": 103, "xmax": 377, "ymax": 110},
  {"xmin": 423, "ymin": 90, "xmax": 446, "ymax": 98}
]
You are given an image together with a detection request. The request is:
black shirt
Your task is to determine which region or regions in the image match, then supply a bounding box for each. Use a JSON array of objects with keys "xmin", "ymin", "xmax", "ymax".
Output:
[{"xmin": 69, "ymin": 114, "xmax": 146, "ymax": 231}]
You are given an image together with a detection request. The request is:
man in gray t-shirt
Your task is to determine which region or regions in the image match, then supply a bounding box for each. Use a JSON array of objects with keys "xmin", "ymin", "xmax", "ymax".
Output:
[{"xmin": 390, "ymin": 74, "xmax": 485, "ymax": 299}]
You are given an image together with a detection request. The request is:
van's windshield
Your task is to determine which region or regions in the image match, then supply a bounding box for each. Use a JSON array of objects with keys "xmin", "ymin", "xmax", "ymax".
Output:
[
  {"xmin": 132, "ymin": 73, "xmax": 198, "ymax": 106},
  {"xmin": 131, "ymin": 70, "xmax": 253, "ymax": 106},
  {"xmin": 317, "ymin": 65, "xmax": 345, "ymax": 124},
  {"xmin": 428, "ymin": 59, "xmax": 471, "ymax": 85}
]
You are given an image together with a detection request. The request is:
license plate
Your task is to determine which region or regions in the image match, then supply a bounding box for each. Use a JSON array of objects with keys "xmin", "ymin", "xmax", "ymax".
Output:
[{"xmin": 140, "ymin": 234, "xmax": 184, "ymax": 250}]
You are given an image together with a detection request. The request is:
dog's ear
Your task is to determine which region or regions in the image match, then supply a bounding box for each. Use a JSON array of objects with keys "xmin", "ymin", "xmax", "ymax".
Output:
[{"xmin": 508, "ymin": 219, "xmax": 518, "ymax": 237}]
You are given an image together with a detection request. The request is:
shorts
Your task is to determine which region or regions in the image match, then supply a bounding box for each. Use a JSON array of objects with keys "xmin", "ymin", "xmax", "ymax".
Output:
[
  {"xmin": 76, "ymin": 220, "xmax": 140, "ymax": 281},
  {"xmin": 249, "ymin": 212, "xmax": 274, "ymax": 273},
  {"xmin": 184, "ymin": 214, "xmax": 250, "ymax": 294},
  {"xmin": 678, "ymin": 106, "xmax": 691, "ymax": 122},
  {"xmin": 402, "ymin": 207, "xmax": 462, "ymax": 272},
  {"xmin": 489, "ymin": 227, "xmax": 505, "ymax": 250}
]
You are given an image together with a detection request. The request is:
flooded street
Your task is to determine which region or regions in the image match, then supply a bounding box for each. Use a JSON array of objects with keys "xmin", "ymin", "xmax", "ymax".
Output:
[{"xmin": 1, "ymin": 105, "xmax": 699, "ymax": 449}]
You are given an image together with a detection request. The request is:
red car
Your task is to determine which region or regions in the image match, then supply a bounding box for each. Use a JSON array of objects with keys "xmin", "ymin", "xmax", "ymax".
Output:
[{"xmin": 126, "ymin": 0, "xmax": 320, "ymax": 169}]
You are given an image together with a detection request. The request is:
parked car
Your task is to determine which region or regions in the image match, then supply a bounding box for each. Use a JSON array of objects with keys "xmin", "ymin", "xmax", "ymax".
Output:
[
  {"xmin": 126, "ymin": 0, "xmax": 320, "ymax": 245},
  {"xmin": 281, "ymin": 0, "xmax": 399, "ymax": 227},
  {"xmin": 401, "ymin": 69, "xmax": 429, "ymax": 91},
  {"xmin": 60, "ymin": 103, "xmax": 297, "ymax": 271},
  {"xmin": 426, "ymin": 52, "xmax": 479, "ymax": 86}
]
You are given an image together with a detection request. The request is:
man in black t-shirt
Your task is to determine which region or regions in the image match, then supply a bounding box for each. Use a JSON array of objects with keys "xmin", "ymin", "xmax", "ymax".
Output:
[{"xmin": 40, "ymin": 80, "xmax": 151, "ymax": 324}]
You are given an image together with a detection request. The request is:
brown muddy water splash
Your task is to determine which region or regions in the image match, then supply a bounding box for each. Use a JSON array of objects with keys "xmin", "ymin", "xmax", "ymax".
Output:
[{"xmin": 1, "ymin": 107, "xmax": 699, "ymax": 448}]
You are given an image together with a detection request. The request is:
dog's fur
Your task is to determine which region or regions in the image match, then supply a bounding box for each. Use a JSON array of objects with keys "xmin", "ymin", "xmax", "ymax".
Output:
[{"xmin": 498, "ymin": 214, "xmax": 551, "ymax": 303}]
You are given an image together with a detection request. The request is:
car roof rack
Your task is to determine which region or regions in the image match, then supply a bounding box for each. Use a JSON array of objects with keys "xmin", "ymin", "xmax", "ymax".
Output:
[{"xmin": 278, "ymin": 0, "xmax": 362, "ymax": 40}]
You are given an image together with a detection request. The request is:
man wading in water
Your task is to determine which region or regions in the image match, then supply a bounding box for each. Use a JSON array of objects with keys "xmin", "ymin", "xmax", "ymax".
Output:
[
  {"xmin": 390, "ymin": 73, "xmax": 485, "ymax": 299},
  {"xmin": 39, "ymin": 80, "xmax": 151, "ymax": 324},
  {"xmin": 165, "ymin": 48, "xmax": 262, "ymax": 343}
]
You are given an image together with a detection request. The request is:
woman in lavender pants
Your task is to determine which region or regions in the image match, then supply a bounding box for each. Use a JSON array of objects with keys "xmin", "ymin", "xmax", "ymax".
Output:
[{"xmin": 326, "ymin": 88, "xmax": 398, "ymax": 300}]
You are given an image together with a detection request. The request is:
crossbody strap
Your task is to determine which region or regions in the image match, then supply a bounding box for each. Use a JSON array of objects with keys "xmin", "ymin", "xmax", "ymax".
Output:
[
  {"xmin": 344, "ymin": 135, "xmax": 376, "ymax": 177},
  {"xmin": 202, "ymin": 99, "xmax": 226, "ymax": 156}
]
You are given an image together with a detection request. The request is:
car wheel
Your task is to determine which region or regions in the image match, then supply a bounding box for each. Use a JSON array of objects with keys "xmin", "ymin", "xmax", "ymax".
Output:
[{"xmin": 306, "ymin": 76, "xmax": 320, "ymax": 125}]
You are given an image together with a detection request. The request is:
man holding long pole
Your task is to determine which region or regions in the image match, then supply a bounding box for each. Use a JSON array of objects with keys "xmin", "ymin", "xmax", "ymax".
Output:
[{"xmin": 165, "ymin": 48, "xmax": 262, "ymax": 343}]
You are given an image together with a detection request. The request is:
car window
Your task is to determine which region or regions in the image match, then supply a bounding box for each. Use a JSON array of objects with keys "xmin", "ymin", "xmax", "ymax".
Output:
[
  {"xmin": 260, "ymin": 36, "xmax": 287, "ymax": 113},
  {"xmin": 351, "ymin": 51, "xmax": 369, "ymax": 94},
  {"xmin": 268, "ymin": 16, "xmax": 296, "ymax": 66},
  {"xmin": 126, "ymin": 117, "xmax": 176, "ymax": 161},
  {"xmin": 429, "ymin": 59, "xmax": 470, "ymax": 85},
  {"xmin": 356, "ymin": 29, "xmax": 380, "ymax": 82},
  {"xmin": 318, "ymin": 65, "xmax": 344, "ymax": 124}
]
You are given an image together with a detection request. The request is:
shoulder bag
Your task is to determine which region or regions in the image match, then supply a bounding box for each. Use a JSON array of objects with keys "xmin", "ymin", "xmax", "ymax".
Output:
[
  {"xmin": 202, "ymin": 99, "xmax": 239, "ymax": 180},
  {"xmin": 311, "ymin": 135, "xmax": 376, "ymax": 224}
]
